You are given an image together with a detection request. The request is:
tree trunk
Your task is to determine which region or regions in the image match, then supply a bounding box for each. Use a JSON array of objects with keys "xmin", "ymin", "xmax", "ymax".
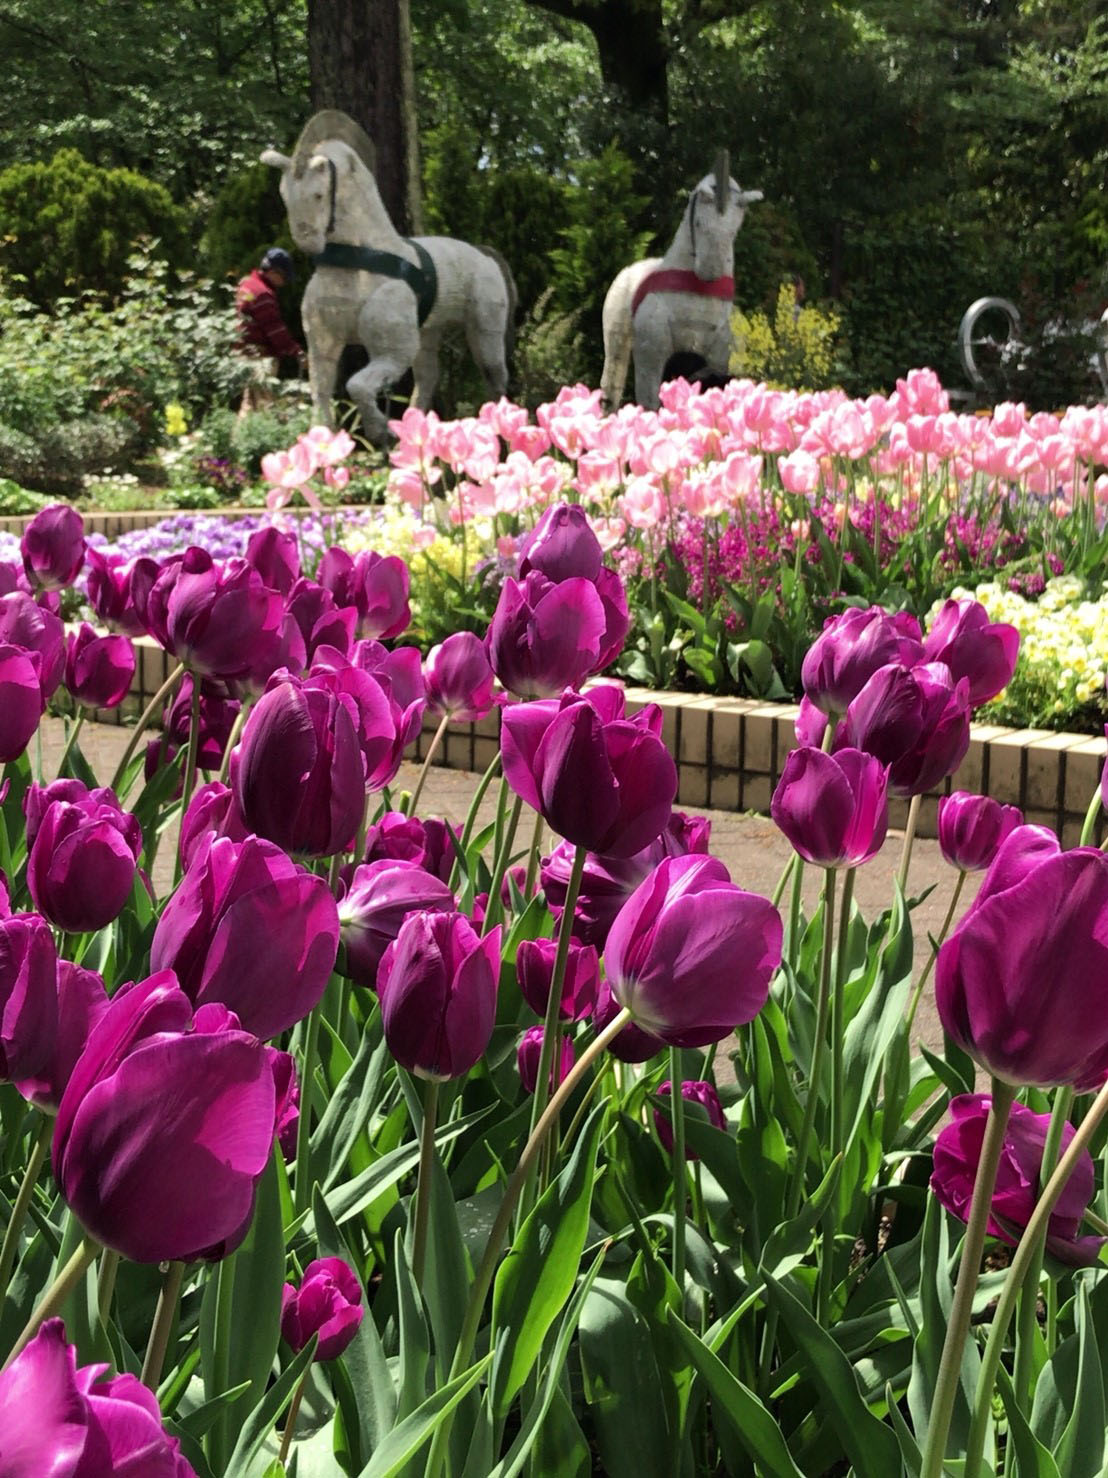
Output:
[
  {"xmin": 306, "ymin": 0, "xmax": 421, "ymax": 233},
  {"xmin": 524, "ymin": 0, "xmax": 669, "ymax": 118}
]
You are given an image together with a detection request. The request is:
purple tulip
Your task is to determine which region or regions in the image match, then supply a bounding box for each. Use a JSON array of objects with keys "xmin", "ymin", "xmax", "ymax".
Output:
[
  {"xmin": 0, "ymin": 912, "xmax": 57, "ymax": 1082},
  {"xmin": 21, "ymin": 504, "xmax": 85, "ymax": 591},
  {"xmin": 84, "ymin": 547, "xmax": 147, "ymax": 637},
  {"xmin": 64, "ymin": 623, "xmax": 135, "ymax": 710},
  {"xmin": 516, "ymin": 937, "xmax": 600, "ymax": 1021},
  {"xmin": 27, "ymin": 789, "xmax": 142, "ymax": 934},
  {"xmin": 0, "ymin": 1318, "xmax": 198, "ymax": 1476},
  {"xmin": 801, "ymin": 605, "xmax": 923, "ymax": 718},
  {"xmin": 287, "ymin": 579, "xmax": 357, "ymax": 666},
  {"xmin": 319, "ymin": 547, "xmax": 411, "ymax": 640},
  {"xmin": 0, "ymin": 645, "xmax": 44, "ymax": 763},
  {"xmin": 151, "ymin": 834, "xmax": 340, "ymax": 1040},
  {"xmin": 354, "ymin": 640, "xmax": 426, "ymax": 712},
  {"xmin": 937, "ymin": 792, "xmax": 1023, "ymax": 872},
  {"xmin": 53, "ymin": 972, "xmax": 278, "ymax": 1263},
  {"xmin": 145, "ymin": 676, "xmax": 241, "ymax": 788},
  {"xmin": 178, "ymin": 780, "xmax": 249, "ymax": 870},
  {"xmin": 245, "ymin": 524, "xmax": 300, "ymax": 595},
  {"xmin": 424, "ymin": 632, "xmax": 496, "ymax": 722},
  {"xmin": 141, "ymin": 546, "xmax": 286, "ymax": 681},
  {"xmin": 231, "ymin": 673, "xmax": 365, "ymax": 857},
  {"xmin": 487, "ymin": 571, "xmax": 607, "ymax": 699},
  {"xmin": 771, "ymin": 746, "xmax": 888, "ymax": 868},
  {"xmin": 502, "ymin": 693, "xmax": 676, "ymax": 858},
  {"xmin": 593, "ymin": 566, "xmax": 631, "ymax": 670},
  {"xmin": 936, "ymin": 828, "xmax": 1108, "ymax": 1089},
  {"xmin": 519, "ymin": 503, "xmax": 604, "ymax": 583},
  {"xmin": 0, "ymin": 591, "xmax": 65, "ymax": 701},
  {"xmin": 923, "ymin": 597, "xmax": 1019, "ymax": 707},
  {"xmin": 272, "ymin": 1050, "xmax": 300, "ymax": 1161},
  {"xmin": 15, "ymin": 961, "xmax": 108, "ymax": 1113},
  {"xmin": 931, "ymin": 1094, "xmax": 1104, "ymax": 1265},
  {"xmin": 337, "ymin": 859, "xmax": 455, "ymax": 989},
  {"xmin": 836, "ymin": 661, "xmax": 971, "ymax": 797},
  {"xmin": 308, "ymin": 651, "xmax": 420, "ymax": 793},
  {"xmin": 592, "ymin": 978, "xmax": 668, "ymax": 1062},
  {"xmin": 377, "ymin": 912, "xmax": 501, "ymax": 1080},
  {"xmin": 541, "ymin": 811, "xmax": 712, "ymax": 948},
  {"xmin": 281, "ymin": 1258, "xmax": 364, "ymax": 1362},
  {"xmin": 517, "ymin": 1024, "xmax": 575, "ymax": 1095},
  {"xmin": 654, "ymin": 1079, "xmax": 727, "ymax": 1158},
  {"xmin": 604, "ymin": 855, "xmax": 782, "ymax": 1048}
]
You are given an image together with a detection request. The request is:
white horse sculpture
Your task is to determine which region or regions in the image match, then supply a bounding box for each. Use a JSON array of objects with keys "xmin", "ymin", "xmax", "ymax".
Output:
[
  {"xmin": 600, "ymin": 152, "xmax": 763, "ymax": 411},
  {"xmin": 261, "ymin": 112, "xmax": 515, "ymax": 445}
]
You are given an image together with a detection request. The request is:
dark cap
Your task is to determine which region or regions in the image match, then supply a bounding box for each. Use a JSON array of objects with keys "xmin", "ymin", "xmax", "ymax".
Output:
[{"xmin": 261, "ymin": 247, "xmax": 295, "ymax": 282}]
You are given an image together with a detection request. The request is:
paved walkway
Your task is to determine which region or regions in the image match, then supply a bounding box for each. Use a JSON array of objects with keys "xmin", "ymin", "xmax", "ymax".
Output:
[{"xmin": 40, "ymin": 717, "xmax": 971, "ymax": 1053}]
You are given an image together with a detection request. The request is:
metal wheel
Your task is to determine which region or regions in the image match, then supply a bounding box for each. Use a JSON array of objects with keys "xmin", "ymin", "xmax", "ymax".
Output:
[{"xmin": 958, "ymin": 296, "xmax": 1023, "ymax": 393}]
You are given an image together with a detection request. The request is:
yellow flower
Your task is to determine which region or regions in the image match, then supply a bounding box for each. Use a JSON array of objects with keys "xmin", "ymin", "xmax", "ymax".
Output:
[{"xmin": 164, "ymin": 403, "xmax": 188, "ymax": 438}]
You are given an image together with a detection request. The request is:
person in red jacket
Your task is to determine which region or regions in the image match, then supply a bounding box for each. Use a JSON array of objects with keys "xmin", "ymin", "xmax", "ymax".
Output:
[{"xmin": 235, "ymin": 248, "xmax": 305, "ymax": 416}]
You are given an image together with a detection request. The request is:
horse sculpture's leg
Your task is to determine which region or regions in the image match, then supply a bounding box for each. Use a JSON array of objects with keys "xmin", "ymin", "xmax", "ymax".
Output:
[
  {"xmin": 306, "ymin": 326, "xmax": 343, "ymax": 428},
  {"xmin": 410, "ymin": 331, "xmax": 444, "ymax": 411},
  {"xmin": 349, "ymin": 290, "xmax": 420, "ymax": 446},
  {"xmin": 464, "ymin": 311, "xmax": 509, "ymax": 401}
]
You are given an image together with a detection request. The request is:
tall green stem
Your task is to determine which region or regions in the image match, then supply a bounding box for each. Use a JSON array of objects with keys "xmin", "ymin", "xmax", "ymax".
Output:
[
  {"xmin": 293, "ymin": 1004, "xmax": 323, "ymax": 1216},
  {"xmin": 217, "ymin": 699, "xmax": 251, "ymax": 784},
  {"xmin": 0, "ymin": 1116, "xmax": 52, "ymax": 1299},
  {"xmin": 1079, "ymin": 782, "xmax": 1103, "ymax": 846},
  {"xmin": 207, "ymin": 1252, "xmax": 237, "ymax": 1469},
  {"xmin": 669, "ymin": 1051, "xmax": 688, "ymax": 1294},
  {"xmin": 785, "ymin": 867, "xmax": 837, "ymax": 1220},
  {"xmin": 172, "ymin": 678, "xmax": 203, "ymax": 887},
  {"xmin": 3, "ymin": 1235, "xmax": 100, "ymax": 1368},
  {"xmin": 897, "ymin": 792, "xmax": 922, "ymax": 896},
  {"xmin": 906, "ymin": 871, "xmax": 966, "ymax": 1032},
  {"xmin": 410, "ymin": 1078, "xmax": 440, "ymax": 1289},
  {"xmin": 447, "ymin": 749, "xmax": 502, "ymax": 895},
  {"xmin": 523, "ymin": 809, "xmax": 545, "ymax": 900},
  {"xmin": 920, "ymin": 1078, "xmax": 1018, "ymax": 1478},
  {"xmin": 482, "ymin": 792, "xmax": 524, "ymax": 935},
  {"xmin": 56, "ymin": 711, "xmax": 85, "ymax": 779},
  {"xmin": 97, "ymin": 1250, "xmax": 120, "ymax": 1330},
  {"xmin": 277, "ymin": 1366, "xmax": 310, "ymax": 1468},
  {"xmin": 110, "ymin": 661, "xmax": 187, "ymax": 795},
  {"xmin": 1012, "ymin": 1085, "xmax": 1074, "ymax": 1402},
  {"xmin": 407, "ymin": 711, "xmax": 451, "ymax": 818},
  {"xmin": 141, "ymin": 1260, "xmax": 185, "ymax": 1389}
]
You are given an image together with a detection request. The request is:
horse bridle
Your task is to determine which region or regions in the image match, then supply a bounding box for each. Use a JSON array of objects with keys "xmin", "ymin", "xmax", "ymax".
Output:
[{"xmin": 325, "ymin": 157, "xmax": 338, "ymax": 237}]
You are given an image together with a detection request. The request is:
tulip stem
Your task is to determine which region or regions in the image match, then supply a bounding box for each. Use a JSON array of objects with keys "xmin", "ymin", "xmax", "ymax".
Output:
[
  {"xmin": 294, "ymin": 1003, "xmax": 323, "ymax": 1216},
  {"xmin": 964, "ymin": 1072, "xmax": 1108, "ymax": 1478},
  {"xmin": 141, "ymin": 1259, "xmax": 185, "ymax": 1389},
  {"xmin": 786, "ymin": 855, "xmax": 806, "ymax": 965},
  {"xmin": 897, "ymin": 793, "xmax": 922, "ymax": 897},
  {"xmin": 2, "ymin": 1234, "xmax": 100, "ymax": 1369},
  {"xmin": 906, "ymin": 870, "xmax": 966, "ymax": 1033},
  {"xmin": 669, "ymin": 1052, "xmax": 688, "ymax": 1296},
  {"xmin": 208, "ymin": 1252, "xmax": 236, "ymax": 1469},
  {"xmin": 920, "ymin": 1077, "xmax": 1018, "ymax": 1478},
  {"xmin": 424, "ymin": 1006, "xmax": 634, "ymax": 1478},
  {"xmin": 97, "ymin": 1250, "xmax": 120, "ymax": 1329},
  {"xmin": 110, "ymin": 661, "xmax": 187, "ymax": 795},
  {"xmin": 482, "ymin": 792, "xmax": 524, "ymax": 936},
  {"xmin": 216, "ymin": 699, "xmax": 251, "ymax": 785},
  {"xmin": 820, "ymin": 865, "xmax": 857, "ymax": 1318},
  {"xmin": 173, "ymin": 677, "xmax": 203, "ymax": 887},
  {"xmin": 786, "ymin": 867, "xmax": 837, "ymax": 1223},
  {"xmin": 56, "ymin": 711, "xmax": 85, "ymax": 779},
  {"xmin": 410, "ymin": 1078, "xmax": 440, "ymax": 1289},
  {"xmin": 1079, "ymin": 781, "xmax": 1103, "ymax": 846},
  {"xmin": 277, "ymin": 1364, "xmax": 310, "ymax": 1468},
  {"xmin": 524, "ymin": 809, "xmax": 545, "ymax": 900},
  {"xmin": 1012, "ymin": 1086, "xmax": 1074, "ymax": 1404},
  {"xmin": 450, "ymin": 748, "xmax": 502, "ymax": 894},
  {"xmin": 0, "ymin": 1115, "xmax": 52, "ymax": 1300},
  {"xmin": 407, "ymin": 711, "xmax": 451, "ymax": 818},
  {"xmin": 770, "ymin": 852, "xmax": 796, "ymax": 911}
]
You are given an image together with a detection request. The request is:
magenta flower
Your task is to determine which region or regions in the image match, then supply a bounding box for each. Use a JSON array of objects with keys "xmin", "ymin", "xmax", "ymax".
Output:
[
  {"xmin": 424, "ymin": 631, "xmax": 496, "ymax": 722},
  {"xmin": 84, "ymin": 548, "xmax": 149, "ymax": 638},
  {"xmin": 145, "ymin": 676, "xmax": 241, "ymax": 787},
  {"xmin": 27, "ymin": 789, "xmax": 142, "ymax": 934},
  {"xmin": 245, "ymin": 524, "xmax": 301, "ymax": 595},
  {"xmin": 64, "ymin": 623, "xmax": 135, "ymax": 710},
  {"xmin": 319, "ymin": 547, "xmax": 411, "ymax": 640},
  {"xmin": 272, "ymin": 1049, "xmax": 300, "ymax": 1161},
  {"xmin": 592, "ymin": 978, "xmax": 667, "ymax": 1063},
  {"xmin": 654, "ymin": 1079, "xmax": 727, "ymax": 1158},
  {"xmin": 923, "ymin": 597, "xmax": 1019, "ymax": 707},
  {"xmin": 937, "ymin": 792, "xmax": 1023, "ymax": 872},
  {"xmin": 0, "ymin": 1318, "xmax": 197, "ymax": 1476},
  {"xmin": 377, "ymin": 912, "xmax": 501, "ymax": 1080},
  {"xmin": 931, "ymin": 1094, "xmax": 1104, "ymax": 1265},
  {"xmin": 53, "ymin": 972, "xmax": 278, "ymax": 1263},
  {"xmin": 307, "ymin": 654, "xmax": 419, "ymax": 793},
  {"xmin": 287, "ymin": 578, "xmax": 357, "ymax": 666},
  {"xmin": 604, "ymin": 855, "xmax": 782, "ymax": 1048},
  {"xmin": 337, "ymin": 859, "xmax": 455, "ymax": 989},
  {"xmin": 0, "ymin": 912, "xmax": 58, "ymax": 1082},
  {"xmin": 140, "ymin": 547, "xmax": 286, "ymax": 681},
  {"xmin": 771, "ymin": 746, "xmax": 888, "ymax": 868},
  {"xmin": 0, "ymin": 591, "xmax": 65, "ymax": 701},
  {"xmin": 801, "ymin": 606, "xmax": 923, "ymax": 717},
  {"xmin": 231, "ymin": 673, "xmax": 366, "ymax": 857},
  {"xmin": 502, "ymin": 693, "xmax": 677, "ymax": 858},
  {"xmin": 151, "ymin": 834, "xmax": 340, "ymax": 1040},
  {"xmin": 519, "ymin": 503, "xmax": 603, "ymax": 583},
  {"xmin": 15, "ymin": 961, "xmax": 107, "ymax": 1113},
  {"xmin": 516, "ymin": 937, "xmax": 600, "ymax": 1021},
  {"xmin": 0, "ymin": 645, "xmax": 45, "ymax": 763},
  {"xmin": 836, "ymin": 661, "xmax": 971, "ymax": 797},
  {"xmin": 517, "ymin": 1024, "xmax": 575, "ymax": 1095},
  {"xmin": 936, "ymin": 828, "xmax": 1108, "ymax": 1089},
  {"xmin": 353, "ymin": 640, "xmax": 426, "ymax": 712},
  {"xmin": 178, "ymin": 780, "xmax": 249, "ymax": 871},
  {"xmin": 281, "ymin": 1258, "xmax": 364, "ymax": 1362},
  {"xmin": 487, "ymin": 571, "xmax": 606, "ymax": 699},
  {"xmin": 21, "ymin": 504, "xmax": 86, "ymax": 591}
]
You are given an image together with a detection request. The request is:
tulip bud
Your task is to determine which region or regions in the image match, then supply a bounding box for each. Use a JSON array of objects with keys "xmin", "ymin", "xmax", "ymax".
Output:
[
  {"xmin": 931, "ymin": 1094, "xmax": 1104, "ymax": 1265},
  {"xmin": 0, "ymin": 644, "xmax": 45, "ymax": 763},
  {"xmin": 654, "ymin": 1079, "xmax": 727, "ymax": 1158},
  {"xmin": 319, "ymin": 547, "xmax": 411, "ymax": 640},
  {"xmin": 245, "ymin": 525, "xmax": 300, "ymax": 595},
  {"xmin": 27, "ymin": 790, "xmax": 142, "ymax": 934},
  {"xmin": 144, "ymin": 546, "xmax": 286, "ymax": 681},
  {"xmin": 337, "ymin": 859, "xmax": 455, "ymax": 989},
  {"xmin": 937, "ymin": 792, "xmax": 1022, "ymax": 872},
  {"xmin": 0, "ymin": 591, "xmax": 65, "ymax": 701},
  {"xmin": 487, "ymin": 571, "xmax": 606, "ymax": 699},
  {"xmin": 836, "ymin": 661, "xmax": 971, "ymax": 797},
  {"xmin": 424, "ymin": 631, "xmax": 496, "ymax": 722},
  {"xmin": 923, "ymin": 597, "xmax": 1019, "ymax": 707},
  {"xmin": 151, "ymin": 834, "xmax": 340, "ymax": 1040},
  {"xmin": 0, "ymin": 912, "xmax": 58, "ymax": 1082},
  {"xmin": 517, "ymin": 1024, "xmax": 575, "ymax": 1095},
  {"xmin": 771, "ymin": 746, "xmax": 889, "ymax": 868},
  {"xmin": 53, "ymin": 972, "xmax": 279, "ymax": 1263},
  {"xmin": 801, "ymin": 606, "xmax": 923, "ymax": 718},
  {"xmin": 178, "ymin": 780, "xmax": 249, "ymax": 871},
  {"xmin": 377, "ymin": 912, "xmax": 501, "ymax": 1080},
  {"xmin": 84, "ymin": 547, "xmax": 149, "ymax": 637},
  {"xmin": 281, "ymin": 1258, "xmax": 364, "ymax": 1361},
  {"xmin": 604, "ymin": 855, "xmax": 782, "ymax": 1048},
  {"xmin": 64, "ymin": 623, "xmax": 136, "ymax": 710},
  {"xmin": 516, "ymin": 937, "xmax": 600, "ymax": 1021},
  {"xmin": 519, "ymin": 503, "xmax": 603, "ymax": 583},
  {"xmin": 287, "ymin": 578, "xmax": 357, "ymax": 665},
  {"xmin": 0, "ymin": 1319, "xmax": 198, "ymax": 1476},
  {"xmin": 15, "ymin": 960, "xmax": 107, "ymax": 1113},
  {"xmin": 20, "ymin": 503, "xmax": 85, "ymax": 591}
]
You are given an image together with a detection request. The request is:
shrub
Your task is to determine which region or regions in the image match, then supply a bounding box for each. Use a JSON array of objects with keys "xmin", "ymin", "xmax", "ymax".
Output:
[{"xmin": 731, "ymin": 281, "xmax": 846, "ymax": 389}]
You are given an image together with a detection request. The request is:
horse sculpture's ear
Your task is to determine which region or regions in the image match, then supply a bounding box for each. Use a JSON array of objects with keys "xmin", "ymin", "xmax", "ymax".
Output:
[{"xmin": 260, "ymin": 149, "xmax": 292, "ymax": 171}]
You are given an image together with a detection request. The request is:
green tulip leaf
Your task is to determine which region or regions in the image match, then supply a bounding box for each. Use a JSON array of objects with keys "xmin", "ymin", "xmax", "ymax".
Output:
[
  {"xmin": 222, "ymin": 1336, "xmax": 317, "ymax": 1478},
  {"xmin": 578, "ymin": 1278, "xmax": 672, "ymax": 1478},
  {"xmin": 355, "ymin": 1355, "xmax": 492, "ymax": 1478}
]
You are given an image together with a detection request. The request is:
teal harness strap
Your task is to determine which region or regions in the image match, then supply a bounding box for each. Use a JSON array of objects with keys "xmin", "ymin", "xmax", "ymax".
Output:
[{"xmin": 311, "ymin": 240, "xmax": 438, "ymax": 325}]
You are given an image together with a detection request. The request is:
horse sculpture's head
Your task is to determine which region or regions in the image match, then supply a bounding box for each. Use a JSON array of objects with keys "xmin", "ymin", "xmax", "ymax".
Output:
[
  {"xmin": 261, "ymin": 110, "xmax": 377, "ymax": 256},
  {"xmin": 684, "ymin": 151, "xmax": 763, "ymax": 277}
]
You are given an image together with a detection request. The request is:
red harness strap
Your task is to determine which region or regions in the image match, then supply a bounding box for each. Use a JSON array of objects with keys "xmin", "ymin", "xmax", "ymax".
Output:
[{"xmin": 631, "ymin": 269, "xmax": 735, "ymax": 318}]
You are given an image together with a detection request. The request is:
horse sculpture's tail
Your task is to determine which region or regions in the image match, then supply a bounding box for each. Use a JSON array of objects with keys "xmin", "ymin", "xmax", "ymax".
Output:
[{"xmin": 478, "ymin": 245, "xmax": 519, "ymax": 359}]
